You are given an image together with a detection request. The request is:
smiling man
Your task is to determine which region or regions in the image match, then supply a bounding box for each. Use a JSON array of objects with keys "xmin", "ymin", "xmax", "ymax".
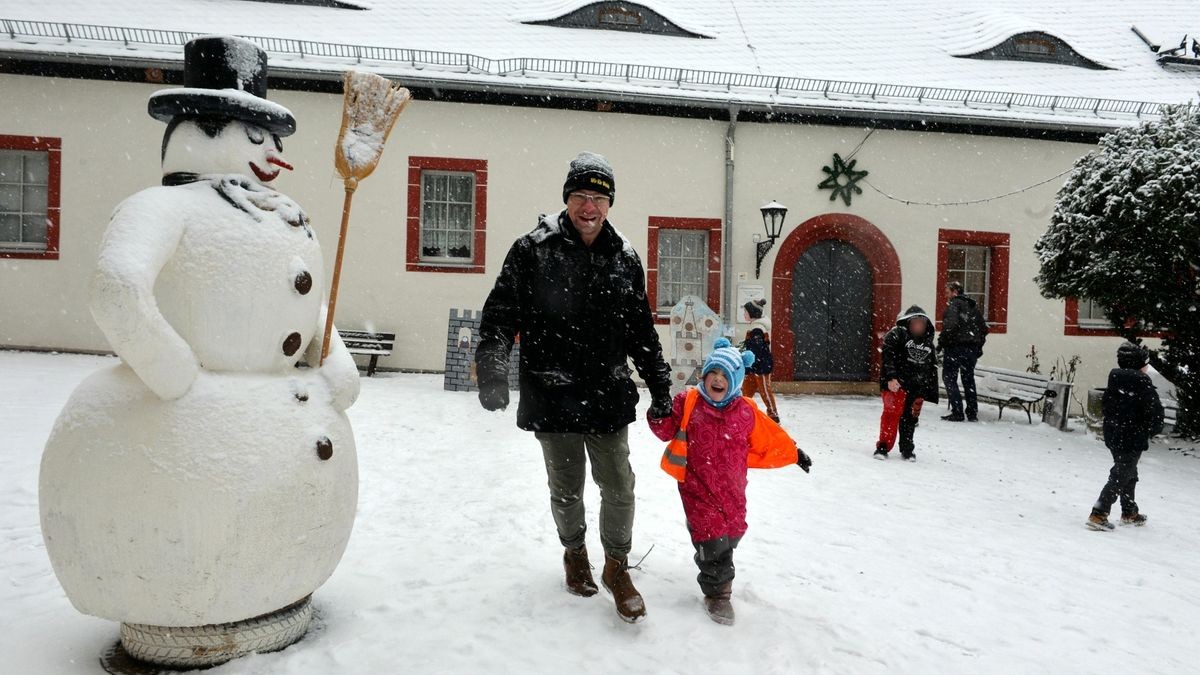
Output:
[{"xmin": 475, "ymin": 151, "xmax": 672, "ymax": 623}]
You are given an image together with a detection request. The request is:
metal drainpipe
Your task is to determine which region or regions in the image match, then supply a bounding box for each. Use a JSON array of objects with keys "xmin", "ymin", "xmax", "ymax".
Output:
[{"xmin": 723, "ymin": 106, "xmax": 739, "ymax": 331}]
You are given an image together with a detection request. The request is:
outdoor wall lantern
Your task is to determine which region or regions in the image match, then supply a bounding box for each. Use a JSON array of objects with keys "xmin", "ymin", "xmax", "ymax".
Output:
[{"xmin": 754, "ymin": 200, "xmax": 788, "ymax": 279}]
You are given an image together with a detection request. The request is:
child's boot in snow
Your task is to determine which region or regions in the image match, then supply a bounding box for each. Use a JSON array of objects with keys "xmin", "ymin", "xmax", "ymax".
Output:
[
  {"xmin": 873, "ymin": 443, "xmax": 888, "ymax": 460},
  {"xmin": 1087, "ymin": 511, "xmax": 1115, "ymax": 531},
  {"xmin": 1121, "ymin": 511, "xmax": 1148, "ymax": 526},
  {"xmin": 601, "ymin": 553, "xmax": 646, "ymax": 623},
  {"xmin": 563, "ymin": 546, "xmax": 598, "ymax": 597},
  {"xmin": 704, "ymin": 583, "xmax": 735, "ymax": 626}
]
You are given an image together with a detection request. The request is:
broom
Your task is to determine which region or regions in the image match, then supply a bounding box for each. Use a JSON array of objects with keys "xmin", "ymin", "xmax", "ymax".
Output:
[{"xmin": 320, "ymin": 70, "xmax": 412, "ymax": 364}]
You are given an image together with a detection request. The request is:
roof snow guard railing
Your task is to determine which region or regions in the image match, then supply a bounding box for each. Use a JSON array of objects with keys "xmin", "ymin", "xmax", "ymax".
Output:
[{"xmin": 0, "ymin": 17, "xmax": 1181, "ymax": 122}]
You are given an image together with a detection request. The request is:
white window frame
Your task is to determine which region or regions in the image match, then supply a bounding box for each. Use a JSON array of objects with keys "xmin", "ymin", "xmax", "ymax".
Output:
[
  {"xmin": 0, "ymin": 148, "xmax": 50, "ymax": 252},
  {"xmin": 418, "ymin": 169, "xmax": 475, "ymax": 266},
  {"xmin": 656, "ymin": 228, "xmax": 708, "ymax": 315},
  {"xmin": 946, "ymin": 244, "xmax": 991, "ymax": 318}
]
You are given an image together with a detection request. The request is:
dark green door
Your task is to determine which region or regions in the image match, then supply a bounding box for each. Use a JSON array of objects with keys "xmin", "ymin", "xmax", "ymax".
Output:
[{"xmin": 791, "ymin": 240, "xmax": 873, "ymax": 381}]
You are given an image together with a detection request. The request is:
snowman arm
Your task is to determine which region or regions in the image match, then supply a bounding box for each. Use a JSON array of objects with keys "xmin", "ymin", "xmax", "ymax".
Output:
[
  {"xmin": 306, "ymin": 308, "xmax": 361, "ymax": 411},
  {"xmin": 89, "ymin": 189, "xmax": 199, "ymax": 400}
]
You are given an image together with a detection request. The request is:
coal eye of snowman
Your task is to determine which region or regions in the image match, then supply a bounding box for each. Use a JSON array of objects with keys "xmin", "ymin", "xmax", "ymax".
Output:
[{"xmin": 244, "ymin": 125, "xmax": 265, "ymax": 145}]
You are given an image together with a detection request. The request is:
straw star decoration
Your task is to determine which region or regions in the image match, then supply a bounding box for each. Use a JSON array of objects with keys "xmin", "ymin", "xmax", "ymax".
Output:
[{"xmin": 818, "ymin": 153, "xmax": 868, "ymax": 206}]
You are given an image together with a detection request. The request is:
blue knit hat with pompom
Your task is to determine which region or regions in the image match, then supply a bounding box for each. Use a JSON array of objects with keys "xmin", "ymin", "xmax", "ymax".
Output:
[{"xmin": 699, "ymin": 337, "xmax": 755, "ymax": 408}]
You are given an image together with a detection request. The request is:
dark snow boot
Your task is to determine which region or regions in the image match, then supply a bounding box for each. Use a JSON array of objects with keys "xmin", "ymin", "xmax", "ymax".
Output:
[
  {"xmin": 941, "ymin": 413, "xmax": 965, "ymax": 422},
  {"xmin": 1087, "ymin": 511, "xmax": 1115, "ymax": 531},
  {"xmin": 873, "ymin": 443, "xmax": 888, "ymax": 460},
  {"xmin": 901, "ymin": 451, "xmax": 917, "ymax": 462},
  {"xmin": 563, "ymin": 546, "xmax": 598, "ymax": 597},
  {"xmin": 1120, "ymin": 512, "xmax": 1148, "ymax": 527},
  {"xmin": 703, "ymin": 583, "xmax": 735, "ymax": 626},
  {"xmin": 601, "ymin": 553, "xmax": 646, "ymax": 623}
]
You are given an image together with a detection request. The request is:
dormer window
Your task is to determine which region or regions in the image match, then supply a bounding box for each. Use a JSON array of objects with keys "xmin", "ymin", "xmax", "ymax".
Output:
[
  {"xmin": 524, "ymin": 2, "xmax": 712, "ymax": 39},
  {"xmin": 599, "ymin": 6, "xmax": 642, "ymax": 28},
  {"xmin": 957, "ymin": 31, "xmax": 1110, "ymax": 70},
  {"xmin": 1013, "ymin": 36, "xmax": 1054, "ymax": 57}
]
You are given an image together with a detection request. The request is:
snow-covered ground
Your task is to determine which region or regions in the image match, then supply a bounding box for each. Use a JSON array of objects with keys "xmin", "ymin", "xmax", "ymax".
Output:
[{"xmin": 3, "ymin": 350, "xmax": 1198, "ymax": 674}]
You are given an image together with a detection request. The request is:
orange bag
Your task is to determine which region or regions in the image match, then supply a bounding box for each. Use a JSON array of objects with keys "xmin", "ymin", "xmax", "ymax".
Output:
[{"xmin": 660, "ymin": 390, "xmax": 798, "ymax": 482}]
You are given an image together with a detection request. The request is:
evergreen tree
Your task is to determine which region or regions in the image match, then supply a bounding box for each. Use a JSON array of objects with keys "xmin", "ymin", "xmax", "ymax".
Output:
[{"xmin": 1035, "ymin": 106, "xmax": 1199, "ymax": 437}]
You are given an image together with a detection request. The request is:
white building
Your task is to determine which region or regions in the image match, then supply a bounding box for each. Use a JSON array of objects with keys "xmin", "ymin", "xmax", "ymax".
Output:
[{"xmin": 1, "ymin": 1, "xmax": 1196, "ymax": 397}]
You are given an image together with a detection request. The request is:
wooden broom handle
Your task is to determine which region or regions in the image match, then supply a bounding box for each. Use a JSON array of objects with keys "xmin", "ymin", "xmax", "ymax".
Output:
[{"xmin": 320, "ymin": 179, "xmax": 358, "ymax": 365}]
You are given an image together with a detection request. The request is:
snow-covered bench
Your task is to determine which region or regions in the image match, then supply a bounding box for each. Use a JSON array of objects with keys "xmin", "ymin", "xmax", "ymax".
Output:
[
  {"xmin": 971, "ymin": 366, "xmax": 1057, "ymax": 424},
  {"xmin": 339, "ymin": 329, "xmax": 395, "ymax": 377},
  {"xmin": 1163, "ymin": 397, "xmax": 1179, "ymax": 434}
]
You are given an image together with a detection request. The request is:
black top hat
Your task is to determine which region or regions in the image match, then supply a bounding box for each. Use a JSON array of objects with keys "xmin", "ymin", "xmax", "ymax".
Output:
[{"xmin": 148, "ymin": 36, "xmax": 297, "ymax": 136}]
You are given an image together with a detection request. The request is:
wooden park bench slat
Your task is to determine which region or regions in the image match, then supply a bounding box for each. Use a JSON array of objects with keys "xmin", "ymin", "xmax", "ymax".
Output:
[{"xmin": 338, "ymin": 329, "xmax": 395, "ymax": 377}]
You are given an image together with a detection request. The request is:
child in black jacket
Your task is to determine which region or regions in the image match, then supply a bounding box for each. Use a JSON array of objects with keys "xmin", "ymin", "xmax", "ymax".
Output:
[
  {"xmin": 875, "ymin": 305, "xmax": 939, "ymax": 461},
  {"xmin": 1087, "ymin": 342, "xmax": 1165, "ymax": 531}
]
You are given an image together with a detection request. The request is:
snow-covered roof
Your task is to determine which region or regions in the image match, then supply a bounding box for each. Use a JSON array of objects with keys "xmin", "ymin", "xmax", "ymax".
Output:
[{"xmin": 2, "ymin": 0, "xmax": 1199, "ymax": 129}]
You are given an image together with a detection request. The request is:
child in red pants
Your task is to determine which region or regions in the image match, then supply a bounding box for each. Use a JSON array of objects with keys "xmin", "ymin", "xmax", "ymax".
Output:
[
  {"xmin": 875, "ymin": 306, "xmax": 939, "ymax": 461},
  {"xmin": 648, "ymin": 338, "xmax": 811, "ymax": 625}
]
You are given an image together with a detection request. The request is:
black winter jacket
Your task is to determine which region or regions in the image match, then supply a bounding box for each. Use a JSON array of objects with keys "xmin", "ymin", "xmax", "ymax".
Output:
[
  {"xmin": 879, "ymin": 306, "xmax": 939, "ymax": 402},
  {"xmin": 939, "ymin": 295, "xmax": 989, "ymax": 350},
  {"xmin": 476, "ymin": 211, "xmax": 672, "ymax": 434},
  {"xmin": 744, "ymin": 331, "xmax": 774, "ymax": 375},
  {"xmin": 1102, "ymin": 368, "xmax": 1165, "ymax": 455}
]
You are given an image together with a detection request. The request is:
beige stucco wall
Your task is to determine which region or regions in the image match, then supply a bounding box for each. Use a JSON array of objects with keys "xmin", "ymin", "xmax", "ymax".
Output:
[
  {"xmin": 730, "ymin": 122, "xmax": 1155, "ymax": 397},
  {"xmin": 0, "ymin": 72, "xmax": 1144, "ymax": 398}
]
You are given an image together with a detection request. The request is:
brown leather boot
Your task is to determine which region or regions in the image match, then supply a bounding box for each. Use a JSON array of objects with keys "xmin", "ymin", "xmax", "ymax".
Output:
[
  {"xmin": 601, "ymin": 553, "xmax": 646, "ymax": 623},
  {"xmin": 563, "ymin": 546, "xmax": 598, "ymax": 597},
  {"xmin": 704, "ymin": 583, "xmax": 735, "ymax": 626}
]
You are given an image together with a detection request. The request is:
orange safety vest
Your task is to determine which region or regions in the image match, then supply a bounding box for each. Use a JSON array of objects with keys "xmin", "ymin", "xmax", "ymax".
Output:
[{"xmin": 660, "ymin": 389, "xmax": 799, "ymax": 482}]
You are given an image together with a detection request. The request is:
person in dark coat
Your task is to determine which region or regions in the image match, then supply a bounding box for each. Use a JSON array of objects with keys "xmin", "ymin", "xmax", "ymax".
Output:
[
  {"xmin": 740, "ymin": 327, "xmax": 779, "ymax": 422},
  {"xmin": 875, "ymin": 305, "xmax": 938, "ymax": 461},
  {"xmin": 1087, "ymin": 342, "xmax": 1165, "ymax": 531},
  {"xmin": 475, "ymin": 151, "xmax": 671, "ymax": 623},
  {"xmin": 938, "ymin": 281, "xmax": 989, "ymax": 422}
]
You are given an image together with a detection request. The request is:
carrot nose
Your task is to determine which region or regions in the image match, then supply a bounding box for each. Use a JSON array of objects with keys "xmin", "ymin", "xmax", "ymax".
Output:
[{"xmin": 267, "ymin": 156, "xmax": 294, "ymax": 171}]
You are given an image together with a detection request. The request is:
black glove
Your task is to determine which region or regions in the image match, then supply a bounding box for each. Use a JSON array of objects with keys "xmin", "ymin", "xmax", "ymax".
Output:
[
  {"xmin": 796, "ymin": 447, "xmax": 812, "ymax": 473},
  {"xmin": 478, "ymin": 382, "xmax": 509, "ymax": 411},
  {"xmin": 648, "ymin": 392, "xmax": 673, "ymax": 420}
]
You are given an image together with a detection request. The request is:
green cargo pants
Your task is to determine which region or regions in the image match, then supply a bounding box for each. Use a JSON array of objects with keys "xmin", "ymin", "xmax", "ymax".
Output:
[{"xmin": 534, "ymin": 426, "xmax": 636, "ymax": 558}]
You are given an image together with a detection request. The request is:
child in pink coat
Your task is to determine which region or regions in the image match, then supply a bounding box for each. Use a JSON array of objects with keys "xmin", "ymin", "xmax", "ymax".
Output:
[{"xmin": 648, "ymin": 338, "xmax": 811, "ymax": 625}]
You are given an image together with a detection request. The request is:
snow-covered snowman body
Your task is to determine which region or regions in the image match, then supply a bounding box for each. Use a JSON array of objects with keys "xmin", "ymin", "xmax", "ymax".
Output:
[{"xmin": 40, "ymin": 41, "xmax": 360, "ymax": 632}]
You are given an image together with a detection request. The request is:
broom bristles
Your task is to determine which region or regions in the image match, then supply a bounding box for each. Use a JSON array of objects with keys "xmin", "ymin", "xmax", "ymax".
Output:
[{"xmin": 335, "ymin": 70, "xmax": 412, "ymax": 183}]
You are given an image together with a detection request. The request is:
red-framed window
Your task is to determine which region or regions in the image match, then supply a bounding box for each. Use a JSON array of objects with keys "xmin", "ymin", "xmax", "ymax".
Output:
[
  {"xmin": 935, "ymin": 229, "xmax": 1009, "ymax": 334},
  {"xmin": 0, "ymin": 134, "xmax": 61, "ymax": 260},
  {"xmin": 406, "ymin": 156, "xmax": 487, "ymax": 273},
  {"xmin": 1064, "ymin": 297, "xmax": 1165, "ymax": 337},
  {"xmin": 646, "ymin": 216, "xmax": 722, "ymax": 324}
]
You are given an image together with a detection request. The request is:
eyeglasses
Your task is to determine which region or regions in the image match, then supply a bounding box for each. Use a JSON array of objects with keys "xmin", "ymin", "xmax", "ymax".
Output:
[{"xmin": 567, "ymin": 192, "xmax": 612, "ymax": 207}]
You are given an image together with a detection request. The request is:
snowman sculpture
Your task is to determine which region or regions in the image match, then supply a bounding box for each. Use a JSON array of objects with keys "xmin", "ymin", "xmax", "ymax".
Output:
[{"xmin": 40, "ymin": 36, "xmax": 360, "ymax": 669}]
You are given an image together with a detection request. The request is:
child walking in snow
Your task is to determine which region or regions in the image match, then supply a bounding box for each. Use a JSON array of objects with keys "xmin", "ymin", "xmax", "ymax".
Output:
[
  {"xmin": 876, "ymin": 305, "xmax": 939, "ymax": 461},
  {"xmin": 1087, "ymin": 342, "xmax": 1165, "ymax": 531},
  {"xmin": 741, "ymin": 328, "xmax": 780, "ymax": 422},
  {"xmin": 648, "ymin": 338, "xmax": 812, "ymax": 625}
]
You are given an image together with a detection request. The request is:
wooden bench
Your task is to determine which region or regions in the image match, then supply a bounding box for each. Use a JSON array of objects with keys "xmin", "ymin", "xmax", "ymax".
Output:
[
  {"xmin": 1163, "ymin": 396, "xmax": 1179, "ymax": 434},
  {"xmin": 338, "ymin": 329, "xmax": 395, "ymax": 377},
  {"xmin": 951, "ymin": 365, "xmax": 1057, "ymax": 424}
]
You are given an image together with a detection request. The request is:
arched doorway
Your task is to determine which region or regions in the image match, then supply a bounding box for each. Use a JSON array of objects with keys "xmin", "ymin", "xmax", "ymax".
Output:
[{"xmin": 771, "ymin": 214, "xmax": 901, "ymax": 381}]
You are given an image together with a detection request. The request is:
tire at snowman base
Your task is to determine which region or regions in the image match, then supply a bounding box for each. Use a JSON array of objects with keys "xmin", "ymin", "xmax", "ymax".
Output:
[{"xmin": 117, "ymin": 596, "xmax": 313, "ymax": 669}]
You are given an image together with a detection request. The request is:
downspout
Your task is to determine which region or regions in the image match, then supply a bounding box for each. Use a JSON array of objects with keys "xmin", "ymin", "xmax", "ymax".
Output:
[{"xmin": 723, "ymin": 105, "xmax": 739, "ymax": 330}]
